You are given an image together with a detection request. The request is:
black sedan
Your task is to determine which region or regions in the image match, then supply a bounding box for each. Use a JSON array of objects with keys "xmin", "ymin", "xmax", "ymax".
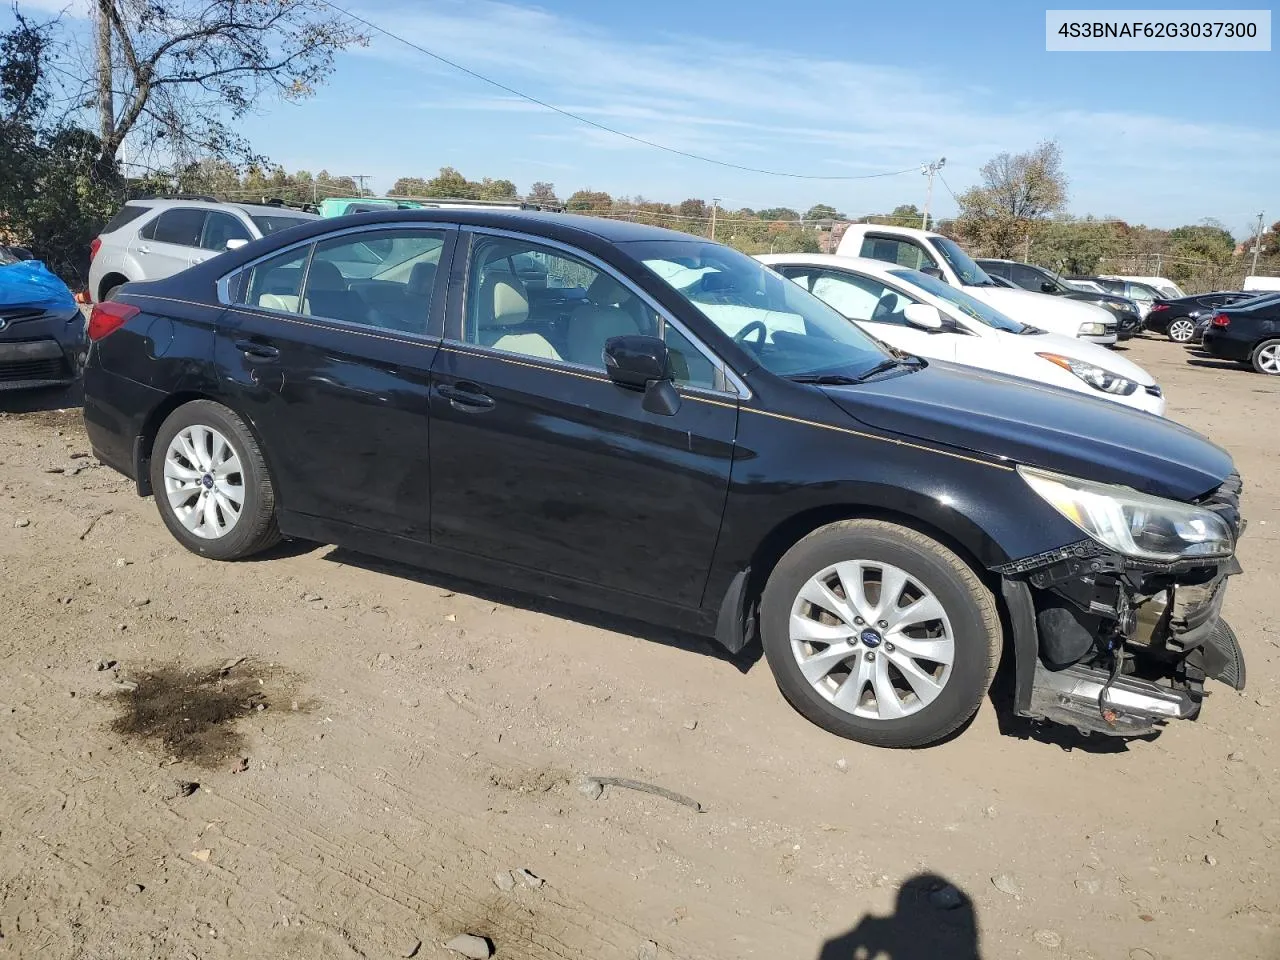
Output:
[
  {"xmin": 81, "ymin": 210, "xmax": 1246, "ymax": 747},
  {"xmin": 976, "ymin": 258, "xmax": 1144, "ymax": 339},
  {"xmin": 1146, "ymin": 291, "xmax": 1254, "ymax": 343},
  {"xmin": 1201, "ymin": 293, "xmax": 1280, "ymax": 373}
]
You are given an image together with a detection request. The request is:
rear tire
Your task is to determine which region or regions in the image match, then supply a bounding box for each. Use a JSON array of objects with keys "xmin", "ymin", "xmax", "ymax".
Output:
[
  {"xmin": 150, "ymin": 400, "xmax": 280, "ymax": 560},
  {"xmin": 1167, "ymin": 318, "xmax": 1195, "ymax": 343},
  {"xmin": 1250, "ymin": 339, "xmax": 1280, "ymax": 375},
  {"xmin": 760, "ymin": 519, "xmax": 1001, "ymax": 748}
]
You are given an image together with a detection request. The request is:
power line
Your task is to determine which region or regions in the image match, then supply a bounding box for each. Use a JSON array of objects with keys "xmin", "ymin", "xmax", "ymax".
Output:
[{"xmin": 311, "ymin": 0, "xmax": 920, "ymax": 182}]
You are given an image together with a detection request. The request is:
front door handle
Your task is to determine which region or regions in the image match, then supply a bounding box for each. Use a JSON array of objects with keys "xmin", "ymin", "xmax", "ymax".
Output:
[
  {"xmin": 234, "ymin": 339, "xmax": 280, "ymax": 363},
  {"xmin": 436, "ymin": 382, "xmax": 495, "ymax": 411}
]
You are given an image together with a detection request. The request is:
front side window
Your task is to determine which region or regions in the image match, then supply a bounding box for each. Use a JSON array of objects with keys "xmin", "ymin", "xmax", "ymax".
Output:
[
  {"xmin": 627, "ymin": 239, "xmax": 890, "ymax": 381},
  {"xmin": 860, "ymin": 235, "xmax": 937, "ymax": 272},
  {"xmin": 465, "ymin": 235, "xmax": 660, "ymax": 368},
  {"xmin": 148, "ymin": 208, "xmax": 207, "ymax": 247},
  {"xmin": 200, "ymin": 212, "xmax": 252, "ymax": 252},
  {"xmin": 806, "ymin": 270, "xmax": 915, "ymax": 326},
  {"xmin": 1010, "ymin": 263, "xmax": 1050, "ymax": 291},
  {"xmin": 302, "ymin": 229, "xmax": 446, "ymax": 332},
  {"xmin": 890, "ymin": 267, "xmax": 1026, "ymax": 333}
]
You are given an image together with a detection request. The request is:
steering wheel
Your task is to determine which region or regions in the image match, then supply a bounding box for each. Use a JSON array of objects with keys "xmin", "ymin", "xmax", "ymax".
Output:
[{"xmin": 734, "ymin": 320, "xmax": 768, "ymax": 346}]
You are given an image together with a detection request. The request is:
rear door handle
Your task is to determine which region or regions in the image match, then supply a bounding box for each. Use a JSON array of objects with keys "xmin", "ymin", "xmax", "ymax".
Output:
[
  {"xmin": 436, "ymin": 382, "xmax": 495, "ymax": 411},
  {"xmin": 234, "ymin": 339, "xmax": 280, "ymax": 363}
]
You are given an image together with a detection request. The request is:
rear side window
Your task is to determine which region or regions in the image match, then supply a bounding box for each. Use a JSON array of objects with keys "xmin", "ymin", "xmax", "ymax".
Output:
[
  {"xmin": 101, "ymin": 204, "xmax": 152, "ymax": 235},
  {"xmin": 859, "ymin": 235, "xmax": 937, "ymax": 271},
  {"xmin": 145, "ymin": 208, "xmax": 207, "ymax": 247},
  {"xmin": 234, "ymin": 246, "xmax": 312, "ymax": 312}
]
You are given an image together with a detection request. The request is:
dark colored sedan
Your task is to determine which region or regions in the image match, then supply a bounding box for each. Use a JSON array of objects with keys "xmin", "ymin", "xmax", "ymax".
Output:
[
  {"xmin": 0, "ymin": 260, "xmax": 85, "ymax": 391},
  {"xmin": 1201, "ymin": 293, "xmax": 1280, "ymax": 373},
  {"xmin": 1147, "ymin": 291, "xmax": 1254, "ymax": 343},
  {"xmin": 976, "ymin": 258, "xmax": 1143, "ymax": 340},
  {"xmin": 81, "ymin": 210, "xmax": 1247, "ymax": 747}
]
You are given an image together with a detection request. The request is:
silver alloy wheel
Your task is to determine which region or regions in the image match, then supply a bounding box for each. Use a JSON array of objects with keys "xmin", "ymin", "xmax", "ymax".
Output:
[
  {"xmin": 1256, "ymin": 343, "xmax": 1280, "ymax": 374},
  {"xmin": 1168, "ymin": 318, "xmax": 1196, "ymax": 343},
  {"xmin": 789, "ymin": 561, "xmax": 954, "ymax": 721},
  {"xmin": 163, "ymin": 424, "xmax": 245, "ymax": 539}
]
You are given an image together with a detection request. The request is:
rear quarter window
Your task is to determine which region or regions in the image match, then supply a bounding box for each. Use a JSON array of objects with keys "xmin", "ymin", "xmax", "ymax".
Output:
[{"xmin": 101, "ymin": 204, "xmax": 152, "ymax": 235}]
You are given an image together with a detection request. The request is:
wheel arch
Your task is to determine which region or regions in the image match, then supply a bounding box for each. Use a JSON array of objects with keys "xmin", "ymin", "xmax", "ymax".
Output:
[
  {"xmin": 133, "ymin": 392, "xmax": 275, "ymax": 498},
  {"xmin": 97, "ymin": 271, "xmax": 130, "ymax": 302}
]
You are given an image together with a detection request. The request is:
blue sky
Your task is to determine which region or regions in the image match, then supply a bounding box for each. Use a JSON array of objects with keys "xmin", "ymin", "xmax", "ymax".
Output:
[{"xmin": 12, "ymin": 0, "xmax": 1280, "ymax": 232}]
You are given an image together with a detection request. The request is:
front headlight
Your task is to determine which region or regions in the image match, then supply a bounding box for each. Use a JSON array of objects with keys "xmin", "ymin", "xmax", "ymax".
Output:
[
  {"xmin": 1037, "ymin": 352, "xmax": 1138, "ymax": 395},
  {"xmin": 1019, "ymin": 466, "xmax": 1235, "ymax": 562},
  {"xmin": 1105, "ymin": 299, "xmax": 1133, "ymax": 313},
  {"xmin": 1078, "ymin": 321, "xmax": 1108, "ymax": 336}
]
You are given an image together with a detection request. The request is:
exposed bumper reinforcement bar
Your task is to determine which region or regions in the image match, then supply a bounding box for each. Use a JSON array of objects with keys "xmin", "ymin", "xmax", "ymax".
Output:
[{"xmin": 1027, "ymin": 661, "xmax": 1199, "ymax": 737}]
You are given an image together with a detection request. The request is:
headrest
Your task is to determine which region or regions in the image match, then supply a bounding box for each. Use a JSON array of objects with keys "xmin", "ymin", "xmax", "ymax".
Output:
[
  {"xmin": 481, "ymin": 273, "xmax": 529, "ymax": 326},
  {"xmin": 307, "ymin": 259, "xmax": 346, "ymax": 292},
  {"xmin": 408, "ymin": 261, "xmax": 436, "ymax": 296},
  {"xmin": 586, "ymin": 273, "xmax": 631, "ymax": 306}
]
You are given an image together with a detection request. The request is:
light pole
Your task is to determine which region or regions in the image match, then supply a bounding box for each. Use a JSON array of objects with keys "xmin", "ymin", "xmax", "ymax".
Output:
[
  {"xmin": 921, "ymin": 158, "xmax": 945, "ymax": 230},
  {"xmin": 710, "ymin": 198, "xmax": 721, "ymax": 240}
]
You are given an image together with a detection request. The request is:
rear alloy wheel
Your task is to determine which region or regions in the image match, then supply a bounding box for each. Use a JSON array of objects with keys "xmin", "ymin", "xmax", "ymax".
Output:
[
  {"xmin": 150, "ymin": 400, "xmax": 280, "ymax": 560},
  {"xmin": 1167, "ymin": 318, "xmax": 1196, "ymax": 343},
  {"xmin": 760, "ymin": 519, "xmax": 1000, "ymax": 747},
  {"xmin": 1251, "ymin": 339, "xmax": 1280, "ymax": 375}
]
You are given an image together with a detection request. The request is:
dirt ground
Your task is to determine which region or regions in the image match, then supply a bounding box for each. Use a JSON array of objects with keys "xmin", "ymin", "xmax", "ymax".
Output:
[{"xmin": 1, "ymin": 336, "xmax": 1277, "ymax": 960}]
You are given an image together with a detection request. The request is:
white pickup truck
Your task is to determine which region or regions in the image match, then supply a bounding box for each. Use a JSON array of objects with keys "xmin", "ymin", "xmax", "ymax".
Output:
[{"xmin": 836, "ymin": 224, "xmax": 1117, "ymax": 344}]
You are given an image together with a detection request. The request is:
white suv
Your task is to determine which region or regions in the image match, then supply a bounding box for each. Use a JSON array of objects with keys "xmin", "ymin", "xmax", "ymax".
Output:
[{"xmin": 88, "ymin": 198, "xmax": 318, "ymax": 302}]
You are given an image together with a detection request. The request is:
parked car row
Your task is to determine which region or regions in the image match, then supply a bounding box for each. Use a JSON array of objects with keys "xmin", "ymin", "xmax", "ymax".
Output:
[
  {"xmin": 76, "ymin": 207, "xmax": 1246, "ymax": 750},
  {"xmin": 975, "ymin": 258, "xmax": 1144, "ymax": 339}
]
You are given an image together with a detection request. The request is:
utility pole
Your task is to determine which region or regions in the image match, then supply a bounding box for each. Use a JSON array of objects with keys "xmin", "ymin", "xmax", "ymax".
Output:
[
  {"xmin": 347, "ymin": 175, "xmax": 370, "ymax": 197},
  {"xmin": 1023, "ymin": 231, "xmax": 1031, "ymax": 262},
  {"xmin": 710, "ymin": 198, "xmax": 720, "ymax": 240},
  {"xmin": 1249, "ymin": 212, "xmax": 1266, "ymax": 278},
  {"xmin": 920, "ymin": 157, "xmax": 945, "ymax": 230}
]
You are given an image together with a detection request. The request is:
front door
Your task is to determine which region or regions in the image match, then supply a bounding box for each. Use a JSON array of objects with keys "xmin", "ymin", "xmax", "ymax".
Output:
[
  {"xmin": 428, "ymin": 231, "xmax": 738, "ymax": 607},
  {"xmin": 133, "ymin": 206, "xmax": 207, "ymax": 280},
  {"xmin": 216, "ymin": 225, "xmax": 455, "ymax": 539}
]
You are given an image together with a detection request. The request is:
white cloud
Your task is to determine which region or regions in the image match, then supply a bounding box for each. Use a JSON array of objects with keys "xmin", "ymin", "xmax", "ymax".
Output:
[{"xmin": 327, "ymin": 1, "xmax": 1280, "ymax": 221}]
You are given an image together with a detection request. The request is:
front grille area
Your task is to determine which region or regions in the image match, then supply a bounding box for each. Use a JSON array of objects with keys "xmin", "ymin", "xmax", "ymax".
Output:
[
  {"xmin": 0, "ymin": 358, "xmax": 67, "ymax": 383},
  {"xmin": 0, "ymin": 308, "xmax": 46, "ymax": 325}
]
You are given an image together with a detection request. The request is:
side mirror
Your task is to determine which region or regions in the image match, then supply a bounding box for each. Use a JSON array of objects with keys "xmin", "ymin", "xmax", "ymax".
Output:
[
  {"xmin": 903, "ymin": 303, "xmax": 946, "ymax": 332},
  {"xmin": 1040, "ymin": 281, "xmax": 1057, "ymax": 294},
  {"xmin": 920, "ymin": 266, "xmax": 944, "ymax": 281},
  {"xmin": 603, "ymin": 334, "xmax": 680, "ymax": 416},
  {"xmin": 225, "ymin": 238, "xmax": 248, "ymax": 251}
]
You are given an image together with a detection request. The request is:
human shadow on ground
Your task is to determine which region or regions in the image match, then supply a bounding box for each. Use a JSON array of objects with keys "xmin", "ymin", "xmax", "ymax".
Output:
[{"xmin": 817, "ymin": 873, "xmax": 981, "ymax": 960}]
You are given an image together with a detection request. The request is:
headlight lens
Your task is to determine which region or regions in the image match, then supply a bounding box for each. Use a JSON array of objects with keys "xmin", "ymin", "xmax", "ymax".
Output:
[
  {"xmin": 1037, "ymin": 352, "xmax": 1138, "ymax": 395},
  {"xmin": 1019, "ymin": 466, "xmax": 1235, "ymax": 561},
  {"xmin": 1078, "ymin": 321, "xmax": 1108, "ymax": 336},
  {"xmin": 1105, "ymin": 299, "xmax": 1133, "ymax": 313}
]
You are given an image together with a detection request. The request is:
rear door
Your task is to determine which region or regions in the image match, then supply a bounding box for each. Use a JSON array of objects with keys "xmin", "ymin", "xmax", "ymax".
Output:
[
  {"xmin": 427, "ymin": 229, "xmax": 739, "ymax": 606},
  {"xmin": 132, "ymin": 207, "xmax": 207, "ymax": 279},
  {"xmin": 217, "ymin": 224, "xmax": 456, "ymax": 539}
]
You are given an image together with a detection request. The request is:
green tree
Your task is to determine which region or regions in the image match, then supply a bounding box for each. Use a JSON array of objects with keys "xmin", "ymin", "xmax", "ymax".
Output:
[
  {"xmin": 423, "ymin": 166, "xmax": 478, "ymax": 199},
  {"xmin": 566, "ymin": 189, "xmax": 613, "ymax": 213},
  {"xmin": 757, "ymin": 207, "xmax": 800, "ymax": 222},
  {"xmin": 804, "ymin": 203, "xmax": 845, "ymax": 222},
  {"xmin": 1032, "ymin": 217, "xmax": 1123, "ymax": 275},
  {"xmin": 477, "ymin": 177, "xmax": 518, "ymax": 200},
  {"xmin": 389, "ymin": 177, "xmax": 430, "ymax": 197}
]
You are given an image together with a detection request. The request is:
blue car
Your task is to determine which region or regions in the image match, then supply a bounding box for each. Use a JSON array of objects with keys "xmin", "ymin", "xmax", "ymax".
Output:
[{"xmin": 0, "ymin": 253, "xmax": 85, "ymax": 391}]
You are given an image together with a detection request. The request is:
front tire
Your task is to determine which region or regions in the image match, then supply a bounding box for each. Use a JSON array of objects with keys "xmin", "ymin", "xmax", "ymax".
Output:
[
  {"xmin": 760, "ymin": 520, "xmax": 1001, "ymax": 748},
  {"xmin": 150, "ymin": 400, "xmax": 280, "ymax": 560},
  {"xmin": 1167, "ymin": 318, "xmax": 1196, "ymax": 343},
  {"xmin": 1251, "ymin": 339, "xmax": 1280, "ymax": 375}
]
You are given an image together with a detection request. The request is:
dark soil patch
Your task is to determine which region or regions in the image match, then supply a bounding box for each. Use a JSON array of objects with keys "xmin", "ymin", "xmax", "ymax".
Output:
[{"xmin": 108, "ymin": 660, "xmax": 305, "ymax": 767}]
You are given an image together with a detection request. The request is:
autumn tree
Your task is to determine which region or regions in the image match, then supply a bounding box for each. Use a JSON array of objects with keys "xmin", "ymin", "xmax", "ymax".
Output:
[
  {"xmin": 477, "ymin": 177, "xmax": 518, "ymax": 200},
  {"xmin": 423, "ymin": 167, "xmax": 477, "ymax": 199},
  {"xmin": 389, "ymin": 177, "xmax": 430, "ymax": 197},
  {"xmin": 566, "ymin": 189, "xmax": 613, "ymax": 213},
  {"xmin": 527, "ymin": 181, "xmax": 558, "ymax": 204},
  {"xmin": 89, "ymin": 0, "xmax": 365, "ymax": 173},
  {"xmin": 956, "ymin": 141, "xmax": 1068, "ymax": 257}
]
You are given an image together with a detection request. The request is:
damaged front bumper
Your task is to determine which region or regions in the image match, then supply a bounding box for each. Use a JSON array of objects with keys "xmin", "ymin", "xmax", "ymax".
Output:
[{"xmin": 997, "ymin": 473, "xmax": 1246, "ymax": 737}]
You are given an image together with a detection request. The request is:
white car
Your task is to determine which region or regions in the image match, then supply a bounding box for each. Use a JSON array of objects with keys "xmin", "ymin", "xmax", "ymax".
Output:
[
  {"xmin": 1101, "ymin": 275, "xmax": 1186, "ymax": 299},
  {"xmin": 835, "ymin": 224, "xmax": 1118, "ymax": 345},
  {"xmin": 758, "ymin": 253, "xmax": 1166, "ymax": 416}
]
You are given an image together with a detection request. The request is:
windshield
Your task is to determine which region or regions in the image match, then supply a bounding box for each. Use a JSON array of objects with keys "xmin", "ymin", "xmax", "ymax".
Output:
[
  {"xmin": 623, "ymin": 240, "xmax": 891, "ymax": 379},
  {"xmin": 888, "ymin": 268, "xmax": 1026, "ymax": 333},
  {"xmin": 932, "ymin": 236, "xmax": 993, "ymax": 286},
  {"xmin": 250, "ymin": 215, "xmax": 313, "ymax": 236}
]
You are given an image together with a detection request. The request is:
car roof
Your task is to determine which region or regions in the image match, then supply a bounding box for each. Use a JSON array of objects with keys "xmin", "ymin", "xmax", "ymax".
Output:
[
  {"xmin": 757, "ymin": 252, "xmax": 915, "ymax": 279},
  {"xmin": 127, "ymin": 198, "xmax": 319, "ymax": 219}
]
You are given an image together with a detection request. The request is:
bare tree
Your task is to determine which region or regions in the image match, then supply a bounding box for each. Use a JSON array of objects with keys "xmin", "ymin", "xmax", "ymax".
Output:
[
  {"xmin": 93, "ymin": 0, "xmax": 366, "ymax": 172},
  {"xmin": 956, "ymin": 141, "xmax": 1068, "ymax": 257}
]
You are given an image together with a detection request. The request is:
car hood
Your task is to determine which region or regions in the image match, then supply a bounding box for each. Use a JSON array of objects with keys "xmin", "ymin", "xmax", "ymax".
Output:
[
  {"xmin": 1016, "ymin": 330, "xmax": 1157, "ymax": 386},
  {"xmin": 822, "ymin": 361, "xmax": 1231, "ymax": 502},
  {"xmin": 965, "ymin": 286, "xmax": 1112, "ymax": 333}
]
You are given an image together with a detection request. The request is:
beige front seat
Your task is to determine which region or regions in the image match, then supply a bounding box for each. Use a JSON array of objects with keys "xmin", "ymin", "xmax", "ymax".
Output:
[
  {"xmin": 476, "ymin": 272, "xmax": 561, "ymax": 361},
  {"xmin": 564, "ymin": 274, "xmax": 644, "ymax": 367}
]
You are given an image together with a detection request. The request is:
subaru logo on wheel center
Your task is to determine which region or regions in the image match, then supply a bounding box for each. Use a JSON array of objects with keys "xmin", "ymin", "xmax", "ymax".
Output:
[
  {"xmin": 859, "ymin": 628, "xmax": 883, "ymax": 648},
  {"xmin": 201, "ymin": 474, "xmax": 214, "ymax": 489}
]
